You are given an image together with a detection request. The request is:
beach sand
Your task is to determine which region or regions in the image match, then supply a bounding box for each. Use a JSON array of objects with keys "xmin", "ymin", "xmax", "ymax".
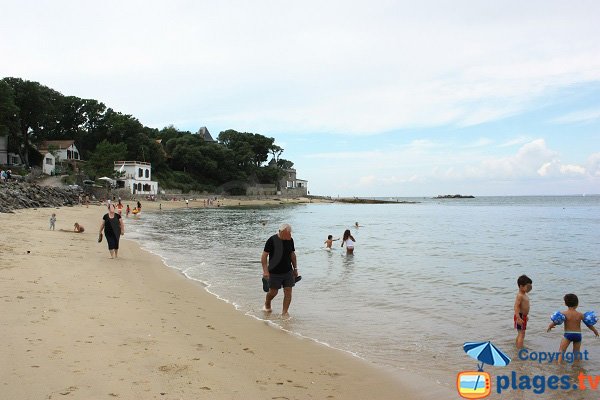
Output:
[{"xmin": 0, "ymin": 200, "xmax": 431, "ymax": 399}]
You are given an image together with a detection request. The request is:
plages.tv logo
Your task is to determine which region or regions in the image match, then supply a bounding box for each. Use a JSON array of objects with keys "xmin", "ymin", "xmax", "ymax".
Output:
[{"xmin": 457, "ymin": 341, "xmax": 511, "ymax": 399}]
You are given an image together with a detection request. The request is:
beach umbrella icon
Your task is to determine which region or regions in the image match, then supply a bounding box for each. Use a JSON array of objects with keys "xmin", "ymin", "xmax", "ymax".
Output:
[{"xmin": 463, "ymin": 341, "xmax": 511, "ymax": 371}]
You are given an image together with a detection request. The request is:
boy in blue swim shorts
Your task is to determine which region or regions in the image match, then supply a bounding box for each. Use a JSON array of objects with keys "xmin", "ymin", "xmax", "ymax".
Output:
[{"xmin": 547, "ymin": 293, "xmax": 599, "ymax": 363}]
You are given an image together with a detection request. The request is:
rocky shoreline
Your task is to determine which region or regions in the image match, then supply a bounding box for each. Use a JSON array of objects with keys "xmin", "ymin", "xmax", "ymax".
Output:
[
  {"xmin": 0, "ymin": 182, "xmax": 81, "ymax": 213},
  {"xmin": 434, "ymin": 194, "xmax": 475, "ymax": 199}
]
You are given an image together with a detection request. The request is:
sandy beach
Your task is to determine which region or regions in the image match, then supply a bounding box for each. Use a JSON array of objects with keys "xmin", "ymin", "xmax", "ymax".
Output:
[{"xmin": 0, "ymin": 200, "xmax": 426, "ymax": 400}]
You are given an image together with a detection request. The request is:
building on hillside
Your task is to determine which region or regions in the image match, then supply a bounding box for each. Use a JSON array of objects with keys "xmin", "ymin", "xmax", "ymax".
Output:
[
  {"xmin": 38, "ymin": 140, "xmax": 81, "ymax": 161},
  {"xmin": 197, "ymin": 127, "xmax": 216, "ymax": 142},
  {"xmin": 278, "ymin": 168, "xmax": 308, "ymax": 196},
  {"xmin": 0, "ymin": 136, "xmax": 7, "ymax": 165},
  {"xmin": 42, "ymin": 151, "xmax": 56, "ymax": 175},
  {"xmin": 113, "ymin": 161, "xmax": 159, "ymax": 195},
  {"xmin": 38, "ymin": 140, "xmax": 83, "ymax": 174},
  {"xmin": 0, "ymin": 136, "xmax": 22, "ymax": 165}
]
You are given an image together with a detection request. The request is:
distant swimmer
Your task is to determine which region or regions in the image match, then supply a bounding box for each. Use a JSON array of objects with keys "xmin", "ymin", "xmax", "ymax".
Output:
[
  {"xmin": 355, "ymin": 222, "xmax": 361, "ymax": 228},
  {"xmin": 324, "ymin": 235, "xmax": 339, "ymax": 249},
  {"xmin": 341, "ymin": 229, "xmax": 356, "ymax": 254}
]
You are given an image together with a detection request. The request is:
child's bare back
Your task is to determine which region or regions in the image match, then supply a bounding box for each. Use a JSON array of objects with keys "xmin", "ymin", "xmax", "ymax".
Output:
[{"xmin": 563, "ymin": 308, "xmax": 584, "ymax": 332}]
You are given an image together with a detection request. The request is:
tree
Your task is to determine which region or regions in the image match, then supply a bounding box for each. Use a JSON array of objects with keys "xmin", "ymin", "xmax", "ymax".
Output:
[
  {"xmin": 84, "ymin": 140, "xmax": 127, "ymax": 179},
  {"xmin": 269, "ymin": 143, "xmax": 284, "ymax": 164},
  {"xmin": 277, "ymin": 158, "xmax": 294, "ymax": 169},
  {"xmin": 0, "ymin": 81, "xmax": 18, "ymax": 145},
  {"xmin": 2, "ymin": 77, "xmax": 62, "ymax": 166}
]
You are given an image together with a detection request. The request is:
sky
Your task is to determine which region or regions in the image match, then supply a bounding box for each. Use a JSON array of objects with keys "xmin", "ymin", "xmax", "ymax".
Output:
[{"xmin": 1, "ymin": 0, "xmax": 599, "ymax": 196}]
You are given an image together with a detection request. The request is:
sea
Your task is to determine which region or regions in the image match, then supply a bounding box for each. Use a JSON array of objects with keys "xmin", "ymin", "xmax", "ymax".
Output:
[{"xmin": 126, "ymin": 195, "xmax": 600, "ymax": 399}]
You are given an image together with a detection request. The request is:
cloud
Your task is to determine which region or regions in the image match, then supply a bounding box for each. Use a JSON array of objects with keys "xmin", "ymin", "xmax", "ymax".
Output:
[
  {"xmin": 2, "ymin": 1, "xmax": 600, "ymax": 134},
  {"xmin": 498, "ymin": 136, "xmax": 532, "ymax": 147},
  {"xmin": 552, "ymin": 107, "xmax": 600, "ymax": 124},
  {"xmin": 537, "ymin": 161, "xmax": 586, "ymax": 177},
  {"xmin": 587, "ymin": 153, "xmax": 600, "ymax": 177},
  {"xmin": 464, "ymin": 138, "xmax": 494, "ymax": 148}
]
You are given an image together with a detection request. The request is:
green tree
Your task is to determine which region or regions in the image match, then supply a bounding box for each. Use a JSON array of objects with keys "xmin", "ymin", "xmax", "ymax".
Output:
[
  {"xmin": 0, "ymin": 81, "xmax": 19, "ymax": 143},
  {"xmin": 2, "ymin": 77, "xmax": 63, "ymax": 166},
  {"xmin": 84, "ymin": 140, "xmax": 127, "ymax": 179},
  {"xmin": 277, "ymin": 158, "xmax": 294, "ymax": 169}
]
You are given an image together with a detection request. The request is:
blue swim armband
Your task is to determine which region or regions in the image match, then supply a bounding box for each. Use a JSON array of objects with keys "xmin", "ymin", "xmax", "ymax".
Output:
[
  {"xmin": 584, "ymin": 311, "xmax": 597, "ymax": 326},
  {"xmin": 550, "ymin": 311, "xmax": 565, "ymax": 325}
]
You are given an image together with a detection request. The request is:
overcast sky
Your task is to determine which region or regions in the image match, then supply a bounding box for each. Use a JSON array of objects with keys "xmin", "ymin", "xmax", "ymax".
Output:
[{"xmin": 2, "ymin": 0, "xmax": 599, "ymax": 196}]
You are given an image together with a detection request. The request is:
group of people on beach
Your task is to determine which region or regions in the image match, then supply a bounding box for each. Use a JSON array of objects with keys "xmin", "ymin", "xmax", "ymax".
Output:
[
  {"xmin": 260, "ymin": 222, "xmax": 362, "ymax": 316},
  {"xmin": 324, "ymin": 222, "xmax": 361, "ymax": 253},
  {"xmin": 514, "ymin": 274, "xmax": 598, "ymax": 362},
  {"xmin": 49, "ymin": 200, "xmax": 127, "ymax": 259},
  {"xmin": 0, "ymin": 169, "xmax": 13, "ymax": 182},
  {"xmin": 49, "ymin": 213, "xmax": 84, "ymax": 233}
]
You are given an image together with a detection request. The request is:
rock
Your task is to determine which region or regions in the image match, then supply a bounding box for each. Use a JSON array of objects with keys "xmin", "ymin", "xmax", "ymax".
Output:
[
  {"xmin": 434, "ymin": 194, "xmax": 475, "ymax": 199},
  {"xmin": 0, "ymin": 182, "xmax": 81, "ymax": 213}
]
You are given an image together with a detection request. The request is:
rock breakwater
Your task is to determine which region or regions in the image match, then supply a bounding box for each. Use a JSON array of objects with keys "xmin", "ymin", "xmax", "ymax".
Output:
[{"xmin": 0, "ymin": 182, "xmax": 81, "ymax": 213}]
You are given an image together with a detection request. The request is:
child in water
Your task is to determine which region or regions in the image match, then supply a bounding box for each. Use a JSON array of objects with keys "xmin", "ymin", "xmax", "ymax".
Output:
[
  {"xmin": 514, "ymin": 274, "xmax": 532, "ymax": 348},
  {"xmin": 547, "ymin": 293, "xmax": 599, "ymax": 362},
  {"xmin": 341, "ymin": 229, "xmax": 356, "ymax": 254},
  {"xmin": 324, "ymin": 235, "xmax": 339, "ymax": 248}
]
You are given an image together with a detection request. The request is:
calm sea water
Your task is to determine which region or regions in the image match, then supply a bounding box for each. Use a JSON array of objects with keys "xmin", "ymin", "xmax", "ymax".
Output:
[{"xmin": 127, "ymin": 196, "xmax": 600, "ymax": 398}]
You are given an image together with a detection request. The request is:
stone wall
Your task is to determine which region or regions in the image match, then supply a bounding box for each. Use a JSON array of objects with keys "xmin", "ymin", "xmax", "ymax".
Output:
[{"xmin": 0, "ymin": 182, "xmax": 81, "ymax": 213}]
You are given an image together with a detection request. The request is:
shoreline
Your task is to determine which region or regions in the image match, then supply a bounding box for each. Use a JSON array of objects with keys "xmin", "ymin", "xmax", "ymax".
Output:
[{"xmin": 0, "ymin": 202, "xmax": 450, "ymax": 399}]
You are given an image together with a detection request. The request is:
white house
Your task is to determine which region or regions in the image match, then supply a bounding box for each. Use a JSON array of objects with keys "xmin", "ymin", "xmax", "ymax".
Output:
[
  {"xmin": 38, "ymin": 140, "xmax": 81, "ymax": 162},
  {"xmin": 113, "ymin": 161, "xmax": 159, "ymax": 195},
  {"xmin": 42, "ymin": 151, "xmax": 56, "ymax": 175}
]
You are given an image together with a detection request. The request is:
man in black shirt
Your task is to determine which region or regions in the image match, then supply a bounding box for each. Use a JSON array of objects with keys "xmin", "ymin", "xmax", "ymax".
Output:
[{"xmin": 261, "ymin": 223, "xmax": 298, "ymax": 316}]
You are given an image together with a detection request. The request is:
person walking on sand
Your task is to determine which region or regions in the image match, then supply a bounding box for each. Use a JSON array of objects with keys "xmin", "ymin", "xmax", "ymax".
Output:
[
  {"xmin": 514, "ymin": 274, "xmax": 532, "ymax": 348},
  {"xmin": 341, "ymin": 229, "xmax": 356, "ymax": 254},
  {"xmin": 126, "ymin": 204, "xmax": 131, "ymax": 218},
  {"xmin": 99, "ymin": 203, "xmax": 124, "ymax": 259},
  {"xmin": 49, "ymin": 213, "xmax": 56, "ymax": 230},
  {"xmin": 261, "ymin": 223, "xmax": 299, "ymax": 316}
]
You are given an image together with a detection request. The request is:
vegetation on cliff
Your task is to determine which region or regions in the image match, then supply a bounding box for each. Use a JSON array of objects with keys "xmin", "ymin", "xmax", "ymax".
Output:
[{"xmin": 0, "ymin": 77, "xmax": 293, "ymax": 193}]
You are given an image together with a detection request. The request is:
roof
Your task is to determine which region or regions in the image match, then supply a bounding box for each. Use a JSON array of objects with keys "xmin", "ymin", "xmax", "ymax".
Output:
[
  {"xmin": 38, "ymin": 140, "xmax": 76, "ymax": 150},
  {"xmin": 197, "ymin": 127, "xmax": 216, "ymax": 142}
]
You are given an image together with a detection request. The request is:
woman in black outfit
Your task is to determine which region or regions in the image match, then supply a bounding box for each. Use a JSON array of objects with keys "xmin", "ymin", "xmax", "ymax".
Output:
[{"xmin": 99, "ymin": 203, "xmax": 125, "ymax": 258}]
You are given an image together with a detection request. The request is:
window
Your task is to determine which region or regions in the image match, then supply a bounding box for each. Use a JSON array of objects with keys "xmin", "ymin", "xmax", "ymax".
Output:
[
  {"xmin": 138, "ymin": 168, "xmax": 143, "ymax": 178},
  {"xmin": 74, "ymin": 151, "xmax": 79, "ymax": 159},
  {"xmin": 137, "ymin": 183, "xmax": 142, "ymax": 191},
  {"xmin": 145, "ymin": 169, "xmax": 149, "ymax": 178},
  {"xmin": 46, "ymin": 157, "xmax": 53, "ymax": 165}
]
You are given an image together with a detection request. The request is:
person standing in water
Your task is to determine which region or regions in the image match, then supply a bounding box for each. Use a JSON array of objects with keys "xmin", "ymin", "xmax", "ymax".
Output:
[
  {"xmin": 341, "ymin": 229, "xmax": 356, "ymax": 254},
  {"xmin": 261, "ymin": 223, "xmax": 299, "ymax": 316}
]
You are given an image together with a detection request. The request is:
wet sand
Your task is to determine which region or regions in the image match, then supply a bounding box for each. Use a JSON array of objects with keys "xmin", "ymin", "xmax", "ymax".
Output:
[{"xmin": 0, "ymin": 201, "xmax": 437, "ymax": 399}]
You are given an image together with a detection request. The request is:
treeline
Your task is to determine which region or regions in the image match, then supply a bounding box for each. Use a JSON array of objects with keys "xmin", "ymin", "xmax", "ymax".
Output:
[{"xmin": 0, "ymin": 77, "xmax": 293, "ymax": 193}]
